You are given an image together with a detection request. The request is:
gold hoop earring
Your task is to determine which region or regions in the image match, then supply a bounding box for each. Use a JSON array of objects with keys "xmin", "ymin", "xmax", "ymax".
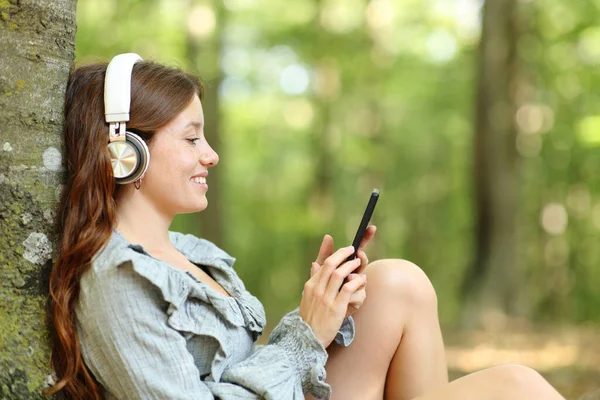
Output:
[{"xmin": 134, "ymin": 178, "xmax": 142, "ymax": 190}]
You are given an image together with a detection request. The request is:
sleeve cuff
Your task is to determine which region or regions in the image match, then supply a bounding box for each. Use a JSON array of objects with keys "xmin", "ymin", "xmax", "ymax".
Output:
[
  {"xmin": 334, "ymin": 316, "xmax": 355, "ymax": 347},
  {"xmin": 267, "ymin": 312, "xmax": 332, "ymax": 399},
  {"xmin": 286, "ymin": 307, "xmax": 356, "ymax": 348}
]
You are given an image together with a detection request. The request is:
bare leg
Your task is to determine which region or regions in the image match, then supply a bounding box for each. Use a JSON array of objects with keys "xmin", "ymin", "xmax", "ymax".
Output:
[
  {"xmin": 322, "ymin": 259, "xmax": 448, "ymax": 400},
  {"xmin": 311, "ymin": 259, "xmax": 565, "ymax": 400},
  {"xmin": 413, "ymin": 364, "xmax": 565, "ymax": 400}
]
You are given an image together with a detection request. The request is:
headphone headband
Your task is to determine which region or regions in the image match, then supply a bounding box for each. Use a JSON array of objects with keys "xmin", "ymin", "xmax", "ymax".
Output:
[
  {"xmin": 104, "ymin": 53, "xmax": 150, "ymax": 185},
  {"xmin": 104, "ymin": 53, "xmax": 143, "ymax": 123}
]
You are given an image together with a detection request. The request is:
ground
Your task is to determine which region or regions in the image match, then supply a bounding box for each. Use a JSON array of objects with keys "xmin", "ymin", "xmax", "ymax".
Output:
[{"xmin": 444, "ymin": 322, "xmax": 600, "ymax": 400}]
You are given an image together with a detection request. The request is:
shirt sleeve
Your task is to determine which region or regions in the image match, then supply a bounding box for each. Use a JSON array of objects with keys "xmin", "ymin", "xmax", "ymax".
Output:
[
  {"xmin": 279, "ymin": 307, "xmax": 356, "ymax": 347},
  {"xmin": 76, "ymin": 260, "xmax": 343, "ymax": 400},
  {"xmin": 219, "ymin": 310, "xmax": 331, "ymax": 399},
  {"xmin": 216, "ymin": 310, "xmax": 354, "ymax": 399}
]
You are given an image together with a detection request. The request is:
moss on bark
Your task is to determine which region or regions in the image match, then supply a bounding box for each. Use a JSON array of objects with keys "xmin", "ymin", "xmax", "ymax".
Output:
[{"xmin": 0, "ymin": 0, "xmax": 77, "ymax": 397}]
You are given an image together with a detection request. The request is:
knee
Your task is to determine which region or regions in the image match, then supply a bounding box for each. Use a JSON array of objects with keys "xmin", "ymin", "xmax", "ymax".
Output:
[
  {"xmin": 365, "ymin": 259, "xmax": 437, "ymax": 309},
  {"xmin": 486, "ymin": 364, "xmax": 559, "ymax": 398}
]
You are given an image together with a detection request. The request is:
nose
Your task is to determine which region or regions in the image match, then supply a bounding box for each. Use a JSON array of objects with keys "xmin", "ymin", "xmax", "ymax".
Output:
[{"xmin": 200, "ymin": 142, "xmax": 219, "ymax": 167}]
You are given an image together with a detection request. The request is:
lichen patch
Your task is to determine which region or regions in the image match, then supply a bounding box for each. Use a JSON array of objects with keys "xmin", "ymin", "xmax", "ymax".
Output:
[
  {"xmin": 22, "ymin": 232, "xmax": 53, "ymax": 265},
  {"xmin": 42, "ymin": 147, "xmax": 62, "ymax": 171},
  {"xmin": 21, "ymin": 212, "xmax": 33, "ymax": 225}
]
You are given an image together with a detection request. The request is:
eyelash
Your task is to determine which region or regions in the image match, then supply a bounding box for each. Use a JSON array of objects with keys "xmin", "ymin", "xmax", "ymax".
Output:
[{"xmin": 186, "ymin": 137, "xmax": 200, "ymax": 145}]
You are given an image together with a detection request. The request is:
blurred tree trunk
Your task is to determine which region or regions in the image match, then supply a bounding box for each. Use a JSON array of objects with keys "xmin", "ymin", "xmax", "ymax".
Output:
[
  {"xmin": 304, "ymin": 0, "xmax": 386, "ymax": 270},
  {"xmin": 462, "ymin": 0, "xmax": 522, "ymax": 327},
  {"xmin": 303, "ymin": 80, "xmax": 335, "ymax": 274},
  {"xmin": 0, "ymin": 0, "xmax": 77, "ymax": 397},
  {"xmin": 302, "ymin": 0, "xmax": 337, "ymax": 271},
  {"xmin": 183, "ymin": 0, "xmax": 224, "ymax": 246}
]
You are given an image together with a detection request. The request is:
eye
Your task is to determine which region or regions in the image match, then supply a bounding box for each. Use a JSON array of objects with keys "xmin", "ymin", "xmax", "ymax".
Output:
[{"xmin": 186, "ymin": 137, "xmax": 200, "ymax": 145}]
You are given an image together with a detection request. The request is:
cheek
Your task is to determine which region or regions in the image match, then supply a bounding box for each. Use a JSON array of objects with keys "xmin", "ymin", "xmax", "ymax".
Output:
[
  {"xmin": 174, "ymin": 150, "xmax": 199, "ymax": 176},
  {"xmin": 144, "ymin": 148, "xmax": 171, "ymax": 182},
  {"xmin": 146, "ymin": 147, "xmax": 197, "ymax": 182}
]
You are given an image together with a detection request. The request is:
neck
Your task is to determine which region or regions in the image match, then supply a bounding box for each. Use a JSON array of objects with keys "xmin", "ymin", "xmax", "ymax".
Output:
[{"xmin": 115, "ymin": 188, "xmax": 174, "ymax": 253}]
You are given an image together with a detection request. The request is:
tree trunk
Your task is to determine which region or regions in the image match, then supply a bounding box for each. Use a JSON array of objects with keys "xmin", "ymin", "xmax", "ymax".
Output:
[
  {"xmin": 461, "ymin": 0, "xmax": 521, "ymax": 327},
  {"xmin": 0, "ymin": 0, "xmax": 77, "ymax": 397},
  {"xmin": 303, "ymin": 66, "xmax": 336, "ymax": 272},
  {"xmin": 181, "ymin": 0, "xmax": 224, "ymax": 246}
]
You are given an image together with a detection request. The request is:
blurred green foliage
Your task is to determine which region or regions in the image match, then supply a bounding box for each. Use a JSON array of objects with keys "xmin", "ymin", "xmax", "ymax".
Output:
[{"xmin": 75, "ymin": 0, "xmax": 600, "ymax": 327}]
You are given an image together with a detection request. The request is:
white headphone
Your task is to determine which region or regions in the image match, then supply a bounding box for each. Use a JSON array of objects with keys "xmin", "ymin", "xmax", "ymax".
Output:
[{"xmin": 104, "ymin": 53, "xmax": 150, "ymax": 185}]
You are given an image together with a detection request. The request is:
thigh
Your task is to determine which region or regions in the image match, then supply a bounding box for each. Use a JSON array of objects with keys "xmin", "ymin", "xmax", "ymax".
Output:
[
  {"xmin": 320, "ymin": 260, "xmax": 413, "ymax": 400},
  {"xmin": 412, "ymin": 364, "xmax": 564, "ymax": 400}
]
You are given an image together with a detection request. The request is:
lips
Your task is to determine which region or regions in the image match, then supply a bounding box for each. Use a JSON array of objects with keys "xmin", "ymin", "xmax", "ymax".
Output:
[{"xmin": 190, "ymin": 171, "xmax": 208, "ymax": 179}]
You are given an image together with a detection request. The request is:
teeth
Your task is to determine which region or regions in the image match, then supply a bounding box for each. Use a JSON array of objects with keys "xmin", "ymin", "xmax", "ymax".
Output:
[{"xmin": 191, "ymin": 177, "xmax": 206, "ymax": 184}]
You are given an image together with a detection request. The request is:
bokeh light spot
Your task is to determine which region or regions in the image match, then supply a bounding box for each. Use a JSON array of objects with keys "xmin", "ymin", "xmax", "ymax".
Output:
[
  {"xmin": 541, "ymin": 203, "xmax": 568, "ymax": 235},
  {"xmin": 280, "ymin": 64, "xmax": 310, "ymax": 95},
  {"xmin": 187, "ymin": 5, "xmax": 216, "ymax": 38},
  {"xmin": 283, "ymin": 99, "xmax": 315, "ymax": 129},
  {"xmin": 426, "ymin": 29, "xmax": 458, "ymax": 64}
]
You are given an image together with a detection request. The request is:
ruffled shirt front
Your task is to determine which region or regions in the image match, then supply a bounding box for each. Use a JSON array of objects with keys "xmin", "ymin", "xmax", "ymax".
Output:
[{"xmin": 75, "ymin": 230, "xmax": 355, "ymax": 399}]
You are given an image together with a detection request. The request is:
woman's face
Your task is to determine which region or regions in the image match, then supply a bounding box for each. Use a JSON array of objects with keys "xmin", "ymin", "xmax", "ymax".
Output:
[{"xmin": 141, "ymin": 94, "xmax": 219, "ymax": 216}]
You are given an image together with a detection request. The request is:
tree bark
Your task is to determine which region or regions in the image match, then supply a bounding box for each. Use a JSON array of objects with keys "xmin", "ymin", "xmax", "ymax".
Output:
[
  {"xmin": 0, "ymin": 0, "xmax": 77, "ymax": 397},
  {"xmin": 462, "ymin": 0, "xmax": 521, "ymax": 327},
  {"xmin": 182, "ymin": 0, "xmax": 224, "ymax": 246}
]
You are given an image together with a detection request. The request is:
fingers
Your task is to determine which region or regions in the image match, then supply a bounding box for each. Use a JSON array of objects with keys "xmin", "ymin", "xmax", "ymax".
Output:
[
  {"xmin": 316, "ymin": 234, "xmax": 334, "ymax": 265},
  {"xmin": 324, "ymin": 258, "xmax": 362, "ymax": 301},
  {"xmin": 312, "ymin": 246, "xmax": 356, "ymax": 293},
  {"xmin": 356, "ymin": 250, "xmax": 369, "ymax": 274},
  {"xmin": 346, "ymin": 273, "xmax": 367, "ymax": 295},
  {"xmin": 346, "ymin": 273, "xmax": 363, "ymax": 282},
  {"xmin": 349, "ymin": 287, "xmax": 367, "ymax": 303},
  {"xmin": 345, "ymin": 288, "xmax": 367, "ymax": 319},
  {"xmin": 358, "ymin": 225, "xmax": 377, "ymax": 251},
  {"xmin": 348, "ymin": 286, "xmax": 367, "ymax": 307},
  {"xmin": 311, "ymin": 262, "xmax": 320, "ymax": 278},
  {"xmin": 336, "ymin": 273, "xmax": 367, "ymax": 306},
  {"xmin": 323, "ymin": 246, "xmax": 356, "ymax": 271}
]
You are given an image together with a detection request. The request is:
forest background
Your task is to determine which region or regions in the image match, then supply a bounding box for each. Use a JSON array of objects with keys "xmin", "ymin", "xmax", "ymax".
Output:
[
  {"xmin": 77, "ymin": 0, "xmax": 600, "ymax": 397},
  {"xmin": 2, "ymin": 0, "xmax": 600, "ymax": 398}
]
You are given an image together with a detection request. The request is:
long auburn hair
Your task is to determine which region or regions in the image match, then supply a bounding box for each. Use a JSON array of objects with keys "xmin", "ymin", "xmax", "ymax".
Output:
[{"xmin": 45, "ymin": 60, "xmax": 203, "ymax": 399}]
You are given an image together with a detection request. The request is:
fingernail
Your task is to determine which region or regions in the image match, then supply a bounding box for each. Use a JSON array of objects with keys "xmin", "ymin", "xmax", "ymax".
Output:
[{"xmin": 347, "ymin": 245, "xmax": 355, "ymax": 251}]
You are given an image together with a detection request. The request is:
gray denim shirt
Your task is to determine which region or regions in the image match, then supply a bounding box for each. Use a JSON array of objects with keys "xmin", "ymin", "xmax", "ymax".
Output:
[{"xmin": 75, "ymin": 230, "xmax": 355, "ymax": 399}]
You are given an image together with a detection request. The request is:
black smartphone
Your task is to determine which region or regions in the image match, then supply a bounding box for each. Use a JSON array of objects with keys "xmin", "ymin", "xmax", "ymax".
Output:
[{"xmin": 345, "ymin": 189, "xmax": 379, "ymax": 263}]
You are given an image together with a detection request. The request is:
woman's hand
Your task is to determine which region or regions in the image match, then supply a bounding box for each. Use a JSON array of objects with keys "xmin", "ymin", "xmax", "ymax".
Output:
[
  {"xmin": 299, "ymin": 246, "xmax": 366, "ymax": 348},
  {"xmin": 311, "ymin": 226, "xmax": 376, "ymax": 319},
  {"xmin": 314, "ymin": 225, "xmax": 376, "ymax": 275}
]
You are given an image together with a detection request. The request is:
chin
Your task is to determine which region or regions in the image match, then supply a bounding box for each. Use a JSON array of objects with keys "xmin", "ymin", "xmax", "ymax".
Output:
[
  {"xmin": 173, "ymin": 194, "xmax": 208, "ymax": 214},
  {"xmin": 188, "ymin": 201, "xmax": 208, "ymax": 213},
  {"xmin": 177, "ymin": 206, "xmax": 207, "ymax": 215}
]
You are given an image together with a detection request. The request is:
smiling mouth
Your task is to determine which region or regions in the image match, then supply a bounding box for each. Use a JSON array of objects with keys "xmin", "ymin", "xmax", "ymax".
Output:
[{"xmin": 190, "ymin": 176, "xmax": 206, "ymax": 184}]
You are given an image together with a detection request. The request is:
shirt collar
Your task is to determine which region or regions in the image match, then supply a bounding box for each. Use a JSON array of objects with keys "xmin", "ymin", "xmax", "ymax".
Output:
[{"xmin": 113, "ymin": 229, "xmax": 236, "ymax": 268}]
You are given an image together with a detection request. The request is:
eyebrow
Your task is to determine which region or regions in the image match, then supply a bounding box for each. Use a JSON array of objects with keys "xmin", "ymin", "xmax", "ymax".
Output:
[{"xmin": 184, "ymin": 121, "xmax": 204, "ymax": 130}]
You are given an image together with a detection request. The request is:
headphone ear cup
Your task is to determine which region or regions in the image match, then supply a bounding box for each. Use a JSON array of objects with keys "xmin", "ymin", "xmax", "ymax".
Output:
[{"xmin": 109, "ymin": 131, "xmax": 150, "ymax": 185}]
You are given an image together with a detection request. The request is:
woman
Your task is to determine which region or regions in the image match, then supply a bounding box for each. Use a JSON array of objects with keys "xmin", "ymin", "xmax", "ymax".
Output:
[{"xmin": 46, "ymin": 55, "xmax": 564, "ymax": 400}]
